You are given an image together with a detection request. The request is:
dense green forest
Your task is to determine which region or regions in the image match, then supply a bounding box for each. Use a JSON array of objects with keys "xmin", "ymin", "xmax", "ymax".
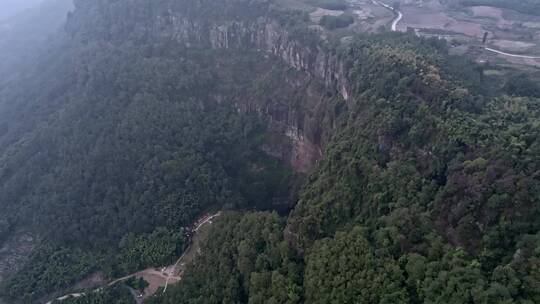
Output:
[
  {"xmin": 0, "ymin": 0, "xmax": 296, "ymax": 301},
  {"xmin": 0, "ymin": 48, "xmax": 293, "ymax": 301},
  {"xmin": 0, "ymin": 45, "xmax": 292, "ymax": 246},
  {"xmin": 148, "ymin": 212, "xmax": 304, "ymax": 304},
  {"xmin": 0, "ymin": 0, "xmax": 539, "ymax": 303},
  {"xmin": 148, "ymin": 28, "xmax": 540, "ymax": 303}
]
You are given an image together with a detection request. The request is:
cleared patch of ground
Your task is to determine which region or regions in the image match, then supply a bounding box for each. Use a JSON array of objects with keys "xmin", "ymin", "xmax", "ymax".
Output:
[
  {"xmin": 305, "ymin": 0, "xmax": 540, "ymax": 68},
  {"xmin": 72, "ymin": 272, "xmax": 105, "ymax": 291},
  {"xmin": 401, "ymin": 6, "xmax": 486, "ymax": 37},
  {"xmin": 166, "ymin": 212, "xmax": 221, "ymax": 281},
  {"xmin": 491, "ymin": 40, "xmax": 536, "ymax": 52},
  {"xmin": 353, "ymin": 8, "xmax": 373, "ymax": 20},
  {"xmin": 500, "ymin": 56, "xmax": 540, "ymax": 68},
  {"xmin": 310, "ymin": 8, "xmax": 344, "ymax": 23},
  {"xmin": 134, "ymin": 269, "xmax": 177, "ymax": 300},
  {"xmin": 347, "ymin": 0, "xmax": 393, "ymax": 32},
  {"xmin": 376, "ymin": 0, "xmax": 540, "ymax": 68},
  {"xmin": 47, "ymin": 213, "xmax": 222, "ymax": 304},
  {"xmin": 471, "ymin": 6, "xmax": 504, "ymax": 20}
]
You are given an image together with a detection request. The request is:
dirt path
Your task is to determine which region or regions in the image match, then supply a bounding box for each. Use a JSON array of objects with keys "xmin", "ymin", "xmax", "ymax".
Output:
[
  {"xmin": 163, "ymin": 212, "xmax": 221, "ymax": 293},
  {"xmin": 45, "ymin": 293, "xmax": 85, "ymax": 304},
  {"xmin": 45, "ymin": 212, "xmax": 221, "ymax": 304},
  {"xmin": 391, "ymin": 11, "xmax": 403, "ymax": 31},
  {"xmin": 372, "ymin": 0, "xmax": 402, "ymax": 31},
  {"xmin": 484, "ymin": 47, "xmax": 540, "ymax": 59}
]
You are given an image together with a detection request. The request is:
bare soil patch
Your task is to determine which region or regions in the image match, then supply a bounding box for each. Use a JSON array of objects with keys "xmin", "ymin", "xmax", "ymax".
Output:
[
  {"xmin": 72, "ymin": 272, "xmax": 105, "ymax": 291},
  {"xmin": 471, "ymin": 6, "xmax": 503, "ymax": 19},
  {"xmin": 310, "ymin": 8, "xmax": 344, "ymax": 22},
  {"xmin": 347, "ymin": 0, "xmax": 393, "ymax": 31},
  {"xmin": 133, "ymin": 269, "xmax": 178, "ymax": 299},
  {"xmin": 491, "ymin": 40, "xmax": 536, "ymax": 52},
  {"xmin": 401, "ymin": 6, "xmax": 486, "ymax": 37},
  {"xmin": 503, "ymin": 56, "xmax": 540, "ymax": 68},
  {"xmin": 353, "ymin": 9, "xmax": 373, "ymax": 20},
  {"xmin": 470, "ymin": 6, "xmax": 514, "ymax": 29}
]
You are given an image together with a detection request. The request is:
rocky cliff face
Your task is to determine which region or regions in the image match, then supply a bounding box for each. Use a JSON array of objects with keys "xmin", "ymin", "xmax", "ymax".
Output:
[
  {"xmin": 156, "ymin": 16, "xmax": 350, "ymax": 99},
  {"xmin": 67, "ymin": 1, "xmax": 351, "ymax": 172},
  {"xmin": 156, "ymin": 17, "xmax": 350, "ymax": 172}
]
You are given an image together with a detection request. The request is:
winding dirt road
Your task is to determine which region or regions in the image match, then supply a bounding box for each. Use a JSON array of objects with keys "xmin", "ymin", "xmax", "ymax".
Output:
[
  {"xmin": 373, "ymin": 0, "xmax": 402, "ymax": 32},
  {"xmin": 391, "ymin": 11, "xmax": 403, "ymax": 31},
  {"xmin": 45, "ymin": 212, "xmax": 221, "ymax": 304},
  {"xmin": 163, "ymin": 212, "xmax": 221, "ymax": 293}
]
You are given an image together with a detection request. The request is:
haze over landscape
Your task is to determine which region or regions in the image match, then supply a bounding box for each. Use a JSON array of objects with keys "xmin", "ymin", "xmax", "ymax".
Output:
[
  {"xmin": 0, "ymin": 0, "xmax": 539, "ymax": 303},
  {"xmin": 0, "ymin": 0, "xmax": 43, "ymax": 20}
]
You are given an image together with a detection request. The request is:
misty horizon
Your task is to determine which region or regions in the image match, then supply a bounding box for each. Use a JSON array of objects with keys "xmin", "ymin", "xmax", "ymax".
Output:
[{"xmin": 0, "ymin": 0, "xmax": 44, "ymax": 21}]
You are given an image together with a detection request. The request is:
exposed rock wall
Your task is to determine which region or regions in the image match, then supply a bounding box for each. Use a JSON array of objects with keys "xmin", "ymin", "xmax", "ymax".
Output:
[
  {"xmin": 68, "ymin": 3, "xmax": 352, "ymax": 172},
  {"xmin": 154, "ymin": 16, "xmax": 350, "ymax": 172},
  {"xmin": 155, "ymin": 16, "xmax": 350, "ymax": 100}
]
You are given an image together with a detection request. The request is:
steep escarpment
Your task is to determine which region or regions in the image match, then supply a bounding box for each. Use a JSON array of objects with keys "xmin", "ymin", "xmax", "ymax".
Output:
[{"xmin": 66, "ymin": 0, "xmax": 352, "ymax": 172}]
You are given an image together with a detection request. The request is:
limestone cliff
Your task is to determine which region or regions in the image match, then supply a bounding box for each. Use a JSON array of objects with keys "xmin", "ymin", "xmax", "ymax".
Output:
[
  {"xmin": 158, "ymin": 17, "xmax": 352, "ymax": 172},
  {"xmin": 67, "ymin": 0, "xmax": 352, "ymax": 172}
]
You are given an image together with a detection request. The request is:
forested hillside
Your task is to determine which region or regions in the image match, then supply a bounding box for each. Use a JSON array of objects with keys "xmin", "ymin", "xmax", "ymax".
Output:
[
  {"xmin": 0, "ymin": 0, "xmax": 298, "ymax": 301},
  {"xmin": 0, "ymin": 0, "xmax": 539, "ymax": 303},
  {"xmin": 149, "ymin": 31, "xmax": 540, "ymax": 303}
]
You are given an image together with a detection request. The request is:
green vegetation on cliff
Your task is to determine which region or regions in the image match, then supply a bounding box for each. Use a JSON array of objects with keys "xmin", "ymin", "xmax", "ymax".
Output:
[
  {"xmin": 150, "ymin": 15, "xmax": 540, "ymax": 304},
  {"xmin": 0, "ymin": 0, "xmax": 539, "ymax": 303},
  {"xmin": 2, "ymin": 246, "xmax": 98, "ymax": 302},
  {"xmin": 0, "ymin": 1, "xmax": 296, "ymax": 301},
  {"xmin": 148, "ymin": 212, "xmax": 303, "ymax": 304}
]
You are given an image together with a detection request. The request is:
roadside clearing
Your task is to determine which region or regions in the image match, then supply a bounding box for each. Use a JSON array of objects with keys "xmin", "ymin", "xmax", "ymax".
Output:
[{"xmin": 45, "ymin": 212, "xmax": 221, "ymax": 304}]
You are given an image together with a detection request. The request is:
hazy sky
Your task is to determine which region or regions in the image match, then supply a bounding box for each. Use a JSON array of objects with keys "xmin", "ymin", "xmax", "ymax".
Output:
[{"xmin": 0, "ymin": 0, "xmax": 43, "ymax": 21}]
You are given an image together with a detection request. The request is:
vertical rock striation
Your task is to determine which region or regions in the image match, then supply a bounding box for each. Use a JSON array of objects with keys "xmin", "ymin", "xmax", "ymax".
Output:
[{"xmin": 67, "ymin": 1, "xmax": 353, "ymax": 172}]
